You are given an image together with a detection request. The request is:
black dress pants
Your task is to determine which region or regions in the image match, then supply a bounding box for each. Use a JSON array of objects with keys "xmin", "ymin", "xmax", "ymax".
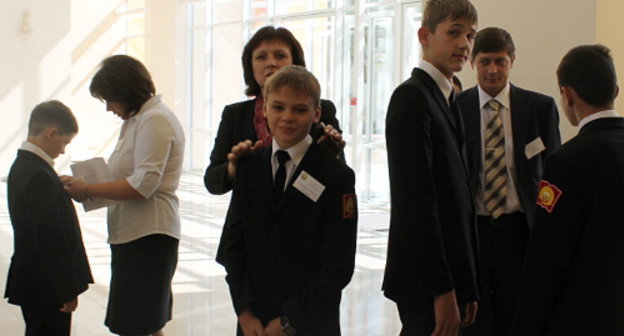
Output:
[
  {"xmin": 463, "ymin": 212, "xmax": 529, "ymax": 336},
  {"xmin": 21, "ymin": 306, "xmax": 71, "ymax": 336},
  {"xmin": 397, "ymin": 299, "xmax": 435, "ymax": 336}
]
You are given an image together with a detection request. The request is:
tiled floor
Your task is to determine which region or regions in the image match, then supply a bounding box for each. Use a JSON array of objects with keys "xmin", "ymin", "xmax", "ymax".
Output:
[{"xmin": 0, "ymin": 173, "xmax": 401, "ymax": 335}]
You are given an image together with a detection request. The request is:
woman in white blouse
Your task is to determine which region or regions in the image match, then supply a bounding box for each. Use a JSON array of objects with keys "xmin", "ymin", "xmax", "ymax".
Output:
[{"xmin": 66, "ymin": 55, "xmax": 185, "ymax": 336}]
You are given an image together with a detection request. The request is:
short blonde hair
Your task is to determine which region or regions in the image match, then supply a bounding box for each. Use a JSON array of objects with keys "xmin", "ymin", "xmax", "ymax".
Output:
[{"xmin": 263, "ymin": 65, "xmax": 321, "ymax": 107}]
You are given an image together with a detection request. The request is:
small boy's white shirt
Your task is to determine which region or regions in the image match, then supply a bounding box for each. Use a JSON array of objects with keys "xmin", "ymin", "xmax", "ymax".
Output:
[
  {"xmin": 271, "ymin": 134, "xmax": 312, "ymax": 189},
  {"xmin": 20, "ymin": 141, "xmax": 54, "ymax": 168}
]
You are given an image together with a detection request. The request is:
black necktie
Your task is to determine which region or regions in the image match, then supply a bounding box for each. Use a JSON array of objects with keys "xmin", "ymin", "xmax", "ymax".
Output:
[
  {"xmin": 274, "ymin": 150, "xmax": 290, "ymax": 199},
  {"xmin": 449, "ymin": 91, "xmax": 459, "ymax": 125}
]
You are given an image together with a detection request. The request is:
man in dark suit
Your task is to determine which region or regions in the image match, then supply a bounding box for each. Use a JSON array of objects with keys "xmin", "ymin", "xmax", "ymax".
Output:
[
  {"xmin": 513, "ymin": 44, "xmax": 624, "ymax": 336},
  {"xmin": 5, "ymin": 101, "xmax": 93, "ymax": 336},
  {"xmin": 218, "ymin": 65, "xmax": 357, "ymax": 336},
  {"xmin": 457, "ymin": 27, "xmax": 561, "ymax": 336},
  {"xmin": 383, "ymin": 1, "xmax": 480, "ymax": 334}
]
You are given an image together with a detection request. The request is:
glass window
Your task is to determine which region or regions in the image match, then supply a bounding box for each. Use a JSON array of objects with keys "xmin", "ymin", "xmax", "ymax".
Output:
[
  {"xmin": 355, "ymin": 4, "xmax": 395, "ymax": 204},
  {"xmin": 251, "ymin": 0, "xmax": 268, "ymax": 18},
  {"xmin": 276, "ymin": 17, "xmax": 335, "ymax": 103},
  {"xmin": 211, "ymin": 23, "xmax": 244, "ymax": 125},
  {"xmin": 250, "ymin": 20, "xmax": 270, "ymax": 31},
  {"xmin": 127, "ymin": 0, "xmax": 145, "ymax": 10},
  {"xmin": 402, "ymin": 3, "xmax": 422, "ymax": 78},
  {"xmin": 126, "ymin": 36, "xmax": 145, "ymax": 57},
  {"xmin": 274, "ymin": 0, "xmax": 333, "ymax": 15},
  {"xmin": 213, "ymin": 0, "xmax": 243, "ymax": 24},
  {"xmin": 182, "ymin": 0, "xmax": 424, "ymax": 205},
  {"xmin": 121, "ymin": 1, "xmax": 146, "ymax": 62},
  {"xmin": 338, "ymin": 12, "xmax": 355, "ymax": 138},
  {"xmin": 127, "ymin": 14, "xmax": 145, "ymax": 36}
]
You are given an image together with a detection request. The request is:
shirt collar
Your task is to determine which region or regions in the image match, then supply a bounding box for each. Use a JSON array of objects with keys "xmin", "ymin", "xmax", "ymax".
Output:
[
  {"xmin": 131, "ymin": 94, "xmax": 162, "ymax": 119},
  {"xmin": 419, "ymin": 60, "xmax": 454, "ymax": 104},
  {"xmin": 20, "ymin": 141, "xmax": 54, "ymax": 167},
  {"xmin": 578, "ymin": 109, "xmax": 621, "ymax": 130},
  {"xmin": 272, "ymin": 134, "xmax": 312, "ymax": 167},
  {"xmin": 478, "ymin": 82, "xmax": 511, "ymax": 110}
]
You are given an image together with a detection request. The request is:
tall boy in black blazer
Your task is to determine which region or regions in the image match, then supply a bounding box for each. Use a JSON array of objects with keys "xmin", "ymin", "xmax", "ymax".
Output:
[
  {"xmin": 457, "ymin": 27, "xmax": 561, "ymax": 336},
  {"xmin": 218, "ymin": 65, "xmax": 357, "ymax": 336},
  {"xmin": 383, "ymin": 0, "xmax": 480, "ymax": 334},
  {"xmin": 5, "ymin": 101, "xmax": 93, "ymax": 336}
]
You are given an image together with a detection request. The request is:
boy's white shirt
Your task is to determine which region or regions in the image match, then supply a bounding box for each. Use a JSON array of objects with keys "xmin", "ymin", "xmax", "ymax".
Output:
[
  {"xmin": 419, "ymin": 59, "xmax": 454, "ymax": 106},
  {"xmin": 271, "ymin": 134, "xmax": 312, "ymax": 189},
  {"xmin": 578, "ymin": 109, "xmax": 620, "ymax": 130},
  {"xmin": 20, "ymin": 141, "xmax": 54, "ymax": 168}
]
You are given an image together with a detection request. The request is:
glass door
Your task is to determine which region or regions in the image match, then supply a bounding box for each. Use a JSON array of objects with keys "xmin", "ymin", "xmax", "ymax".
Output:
[{"xmin": 355, "ymin": 5, "xmax": 395, "ymax": 205}]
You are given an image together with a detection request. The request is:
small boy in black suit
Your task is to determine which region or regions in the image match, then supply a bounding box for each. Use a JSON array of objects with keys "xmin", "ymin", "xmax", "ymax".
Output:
[
  {"xmin": 218, "ymin": 65, "xmax": 358, "ymax": 336},
  {"xmin": 5, "ymin": 101, "xmax": 93, "ymax": 336}
]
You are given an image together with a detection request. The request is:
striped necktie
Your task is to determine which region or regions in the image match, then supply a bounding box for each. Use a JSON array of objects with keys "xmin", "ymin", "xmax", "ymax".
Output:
[{"xmin": 484, "ymin": 99, "xmax": 507, "ymax": 219}]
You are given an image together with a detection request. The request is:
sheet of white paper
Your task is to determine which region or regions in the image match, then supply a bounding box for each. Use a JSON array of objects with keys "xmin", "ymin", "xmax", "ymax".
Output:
[{"xmin": 70, "ymin": 157, "xmax": 116, "ymax": 212}]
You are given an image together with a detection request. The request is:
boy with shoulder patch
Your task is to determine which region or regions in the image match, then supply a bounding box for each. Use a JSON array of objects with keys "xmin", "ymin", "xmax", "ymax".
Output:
[
  {"xmin": 514, "ymin": 44, "xmax": 624, "ymax": 336},
  {"xmin": 5, "ymin": 100, "xmax": 93, "ymax": 336},
  {"xmin": 218, "ymin": 65, "xmax": 357, "ymax": 336},
  {"xmin": 383, "ymin": 0, "xmax": 480, "ymax": 334}
]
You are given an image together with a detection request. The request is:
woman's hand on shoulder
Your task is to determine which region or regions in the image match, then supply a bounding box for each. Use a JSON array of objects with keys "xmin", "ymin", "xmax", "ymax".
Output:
[
  {"xmin": 317, "ymin": 123, "xmax": 345, "ymax": 156},
  {"xmin": 227, "ymin": 139, "xmax": 264, "ymax": 179}
]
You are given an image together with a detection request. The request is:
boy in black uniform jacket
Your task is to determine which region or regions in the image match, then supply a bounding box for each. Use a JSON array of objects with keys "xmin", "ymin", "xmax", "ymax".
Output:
[
  {"xmin": 513, "ymin": 45, "xmax": 624, "ymax": 336},
  {"xmin": 218, "ymin": 65, "xmax": 357, "ymax": 336},
  {"xmin": 5, "ymin": 100, "xmax": 93, "ymax": 336},
  {"xmin": 383, "ymin": 0, "xmax": 479, "ymax": 334}
]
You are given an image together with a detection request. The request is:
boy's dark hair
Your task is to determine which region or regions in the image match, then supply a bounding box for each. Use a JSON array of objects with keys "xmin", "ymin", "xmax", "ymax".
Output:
[
  {"xmin": 263, "ymin": 65, "xmax": 321, "ymax": 108},
  {"xmin": 422, "ymin": 0, "xmax": 478, "ymax": 32},
  {"xmin": 28, "ymin": 100, "xmax": 78, "ymax": 136},
  {"xmin": 471, "ymin": 27, "xmax": 515, "ymax": 59},
  {"xmin": 90, "ymin": 55, "xmax": 155, "ymax": 116},
  {"xmin": 557, "ymin": 44, "xmax": 617, "ymax": 108},
  {"xmin": 242, "ymin": 26, "xmax": 306, "ymax": 97}
]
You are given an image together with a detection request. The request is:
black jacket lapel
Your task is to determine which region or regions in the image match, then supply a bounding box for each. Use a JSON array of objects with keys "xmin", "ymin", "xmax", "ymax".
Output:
[{"xmin": 275, "ymin": 142, "xmax": 321, "ymax": 214}]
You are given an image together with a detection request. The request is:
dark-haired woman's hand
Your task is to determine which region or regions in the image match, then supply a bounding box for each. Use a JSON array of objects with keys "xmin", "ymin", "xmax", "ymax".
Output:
[
  {"xmin": 317, "ymin": 123, "xmax": 345, "ymax": 157},
  {"xmin": 227, "ymin": 139, "xmax": 264, "ymax": 179}
]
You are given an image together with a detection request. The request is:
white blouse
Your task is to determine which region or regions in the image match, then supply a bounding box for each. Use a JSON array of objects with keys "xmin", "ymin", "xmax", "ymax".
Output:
[{"xmin": 106, "ymin": 95, "xmax": 185, "ymax": 244}]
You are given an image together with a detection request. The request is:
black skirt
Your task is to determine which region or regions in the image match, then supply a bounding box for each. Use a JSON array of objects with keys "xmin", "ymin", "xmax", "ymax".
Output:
[{"xmin": 105, "ymin": 234, "xmax": 179, "ymax": 335}]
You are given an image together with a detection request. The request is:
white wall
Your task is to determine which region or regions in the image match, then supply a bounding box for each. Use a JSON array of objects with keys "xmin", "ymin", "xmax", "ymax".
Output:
[
  {"xmin": 0, "ymin": 0, "xmax": 184, "ymax": 178},
  {"xmin": 0, "ymin": 0, "xmax": 134, "ymax": 177},
  {"xmin": 456, "ymin": 0, "xmax": 597, "ymax": 143},
  {"xmin": 596, "ymin": 0, "xmax": 624, "ymax": 114}
]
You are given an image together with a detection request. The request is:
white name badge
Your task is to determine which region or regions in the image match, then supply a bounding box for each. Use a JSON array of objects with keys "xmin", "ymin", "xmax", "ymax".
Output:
[
  {"xmin": 525, "ymin": 137, "xmax": 545, "ymax": 159},
  {"xmin": 293, "ymin": 170, "xmax": 325, "ymax": 202}
]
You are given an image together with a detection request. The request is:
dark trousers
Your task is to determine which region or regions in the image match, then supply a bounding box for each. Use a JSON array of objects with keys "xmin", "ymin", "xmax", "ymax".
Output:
[
  {"xmin": 464, "ymin": 212, "xmax": 529, "ymax": 336},
  {"xmin": 397, "ymin": 300, "xmax": 435, "ymax": 336},
  {"xmin": 21, "ymin": 306, "xmax": 71, "ymax": 336}
]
